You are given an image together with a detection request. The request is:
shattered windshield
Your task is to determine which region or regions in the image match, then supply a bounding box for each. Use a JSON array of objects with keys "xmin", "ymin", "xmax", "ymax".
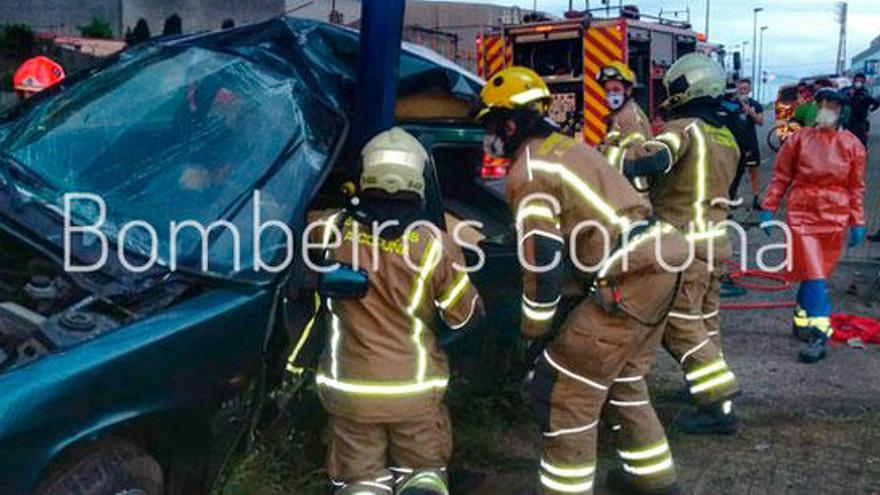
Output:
[{"xmin": 0, "ymin": 43, "xmax": 340, "ymax": 281}]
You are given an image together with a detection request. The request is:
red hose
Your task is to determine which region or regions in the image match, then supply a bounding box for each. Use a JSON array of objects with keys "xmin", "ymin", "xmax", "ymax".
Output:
[
  {"xmin": 720, "ymin": 262, "xmax": 796, "ymax": 310},
  {"xmin": 721, "ymin": 300, "xmax": 797, "ymax": 310}
]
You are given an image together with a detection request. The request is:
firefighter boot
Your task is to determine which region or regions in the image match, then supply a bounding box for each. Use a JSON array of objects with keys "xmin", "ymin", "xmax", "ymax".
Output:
[
  {"xmin": 396, "ymin": 469, "xmax": 448, "ymax": 495},
  {"xmin": 606, "ymin": 468, "xmax": 682, "ymax": 495},
  {"xmin": 798, "ymin": 328, "xmax": 828, "ymax": 364},
  {"xmin": 792, "ymin": 307, "xmax": 811, "ymax": 342},
  {"xmin": 673, "ymin": 399, "xmax": 737, "ymax": 435}
]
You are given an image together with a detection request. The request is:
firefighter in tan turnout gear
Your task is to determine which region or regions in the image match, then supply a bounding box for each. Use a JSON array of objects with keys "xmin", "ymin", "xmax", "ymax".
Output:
[
  {"xmin": 309, "ymin": 128, "xmax": 484, "ymax": 494},
  {"xmin": 476, "ymin": 66, "xmax": 689, "ymax": 495},
  {"xmin": 598, "ymin": 62, "xmax": 652, "ymax": 179},
  {"xmin": 608, "ymin": 53, "xmax": 742, "ymax": 434}
]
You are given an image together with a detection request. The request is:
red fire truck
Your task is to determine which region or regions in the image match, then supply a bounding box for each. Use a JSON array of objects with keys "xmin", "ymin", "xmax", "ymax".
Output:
[{"xmin": 476, "ymin": 6, "xmax": 726, "ymax": 147}]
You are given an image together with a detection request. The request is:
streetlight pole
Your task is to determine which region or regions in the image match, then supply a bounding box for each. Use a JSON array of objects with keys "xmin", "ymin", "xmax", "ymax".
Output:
[
  {"xmin": 752, "ymin": 7, "xmax": 764, "ymax": 83},
  {"xmin": 705, "ymin": 0, "xmax": 711, "ymax": 39},
  {"xmin": 742, "ymin": 40, "xmax": 749, "ymax": 79},
  {"xmin": 758, "ymin": 26, "xmax": 768, "ymax": 102}
]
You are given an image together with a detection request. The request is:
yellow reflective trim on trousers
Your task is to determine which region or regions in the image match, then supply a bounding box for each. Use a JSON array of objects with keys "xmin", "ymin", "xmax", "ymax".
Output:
[
  {"xmin": 808, "ymin": 316, "xmax": 833, "ymax": 337},
  {"xmin": 315, "ymin": 374, "xmax": 448, "ymax": 395},
  {"xmin": 792, "ymin": 309, "xmax": 809, "ymax": 328},
  {"xmin": 540, "ymin": 459, "xmax": 596, "ymax": 478},
  {"xmin": 685, "ymin": 358, "xmax": 728, "ymax": 382},
  {"xmin": 622, "ymin": 455, "xmax": 674, "ymax": 477},
  {"xmin": 397, "ymin": 470, "xmax": 449, "ymax": 495},
  {"xmin": 524, "ymin": 294, "xmax": 561, "ymax": 309},
  {"xmin": 437, "ymin": 271, "xmax": 470, "ymax": 310},
  {"xmin": 597, "ymin": 223, "xmax": 673, "ymax": 278},
  {"xmin": 539, "ymin": 474, "xmax": 594, "ymax": 493},
  {"xmin": 286, "ymin": 291, "xmax": 321, "ymax": 374},
  {"xmin": 618, "ymin": 440, "xmax": 670, "ymax": 461},
  {"xmin": 688, "ymin": 123, "xmax": 709, "ymax": 233},
  {"xmin": 523, "ymin": 300, "xmax": 557, "ymax": 321},
  {"xmin": 690, "ymin": 371, "xmax": 736, "ymax": 395},
  {"xmin": 527, "ymin": 159, "xmax": 632, "ymax": 229}
]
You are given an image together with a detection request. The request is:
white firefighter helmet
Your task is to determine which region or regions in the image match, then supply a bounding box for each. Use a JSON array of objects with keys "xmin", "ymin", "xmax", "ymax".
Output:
[
  {"xmin": 359, "ymin": 127, "xmax": 428, "ymax": 199},
  {"xmin": 662, "ymin": 53, "xmax": 726, "ymax": 109}
]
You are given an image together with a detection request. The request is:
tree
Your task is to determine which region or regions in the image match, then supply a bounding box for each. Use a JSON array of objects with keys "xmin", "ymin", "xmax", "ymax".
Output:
[
  {"xmin": 163, "ymin": 14, "xmax": 182, "ymax": 36},
  {"xmin": 0, "ymin": 24, "xmax": 36, "ymax": 56},
  {"xmin": 130, "ymin": 18, "xmax": 151, "ymax": 44},
  {"xmin": 78, "ymin": 18, "xmax": 114, "ymax": 39}
]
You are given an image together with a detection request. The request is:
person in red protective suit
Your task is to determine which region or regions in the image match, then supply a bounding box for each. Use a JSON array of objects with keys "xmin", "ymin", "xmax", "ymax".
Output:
[
  {"xmin": 13, "ymin": 56, "xmax": 65, "ymax": 100},
  {"xmin": 759, "ymin": 88, "xmax": 866, "ymax": 364}
]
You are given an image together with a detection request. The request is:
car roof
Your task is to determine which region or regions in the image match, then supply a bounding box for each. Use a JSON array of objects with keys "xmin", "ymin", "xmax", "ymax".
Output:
[{"xmin": 158, "ymin": 16, "xmax": 483, "ymax": 119}]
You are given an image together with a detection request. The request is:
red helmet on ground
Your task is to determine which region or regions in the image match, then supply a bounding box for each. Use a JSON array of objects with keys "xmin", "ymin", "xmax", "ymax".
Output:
[{"xmin": 13, "ymin": 56, "xmax": 66, "ymax": 95}]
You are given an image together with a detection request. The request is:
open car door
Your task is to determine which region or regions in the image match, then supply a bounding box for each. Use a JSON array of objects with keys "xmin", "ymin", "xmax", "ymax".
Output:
[{"xmin": 409, "ymin": 127, "xmax": 524, "ymax": 387}]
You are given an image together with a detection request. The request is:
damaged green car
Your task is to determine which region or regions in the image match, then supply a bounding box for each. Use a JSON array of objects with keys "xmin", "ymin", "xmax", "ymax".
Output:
[{"xmin": 0, "ymin": 16, "xmax": 521, "ymax": 495}]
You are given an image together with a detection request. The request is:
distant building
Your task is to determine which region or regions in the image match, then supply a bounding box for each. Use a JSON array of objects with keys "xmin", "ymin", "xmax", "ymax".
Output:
[
  {"xmin": 1, "ymin": 0, "xmax": 530, "ymax": 72},
  {"xmin": 851, "ymin": 34, "xmax": 880, "ymax": 77},
  {"xmin": 0, "ymin": 0, "xmax": 284, "ymax": 38},
  {"xmin": 288, "ymin": 1, "xmax": 530, "ymax": 72}
]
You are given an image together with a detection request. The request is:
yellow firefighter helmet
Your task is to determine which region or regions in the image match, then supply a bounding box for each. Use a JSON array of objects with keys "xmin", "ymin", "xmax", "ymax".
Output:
[
  {"xmin": 597, "ymin": 61, "xmax": 636, "ymax": 86},
  {"xmin": 475, "ymin": 66, "xmax": 552, "ymax": 123}
]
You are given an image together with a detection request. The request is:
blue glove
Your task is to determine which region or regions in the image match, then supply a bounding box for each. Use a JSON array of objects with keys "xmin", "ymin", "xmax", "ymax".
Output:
[
  {"xmin": 758, "ymin": 210, "xmax": 774, "ymax": 236},
  {"xmin": 848, "ymin": 226, "xmax": 866, "ymax": 247}
]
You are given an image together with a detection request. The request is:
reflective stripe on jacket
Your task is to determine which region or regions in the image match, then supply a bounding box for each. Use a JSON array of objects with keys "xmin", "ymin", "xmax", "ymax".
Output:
[
  {"xmin": 602, "ymin": 99, "xmax": 654, "ymax": 191},
  {"xmin": 624, "ymin": 118, "xmax": 740, "ymax": 260},
  {"xmin": 313, "ymin": 213, "xmax": 484, "ymax": 422},
  {"xmin": 507, "ymin": 133, "xmax": 683, "ymax": 337}
]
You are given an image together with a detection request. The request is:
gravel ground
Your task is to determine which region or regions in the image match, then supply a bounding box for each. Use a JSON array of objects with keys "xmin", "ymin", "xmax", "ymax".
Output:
[
  {"xmin": 459, "ymin": 108, "xmax": 880, "ymax": 495},
  {"xmin": 221, "ymin": 108, "xmax": 880, "ymax": 495}
]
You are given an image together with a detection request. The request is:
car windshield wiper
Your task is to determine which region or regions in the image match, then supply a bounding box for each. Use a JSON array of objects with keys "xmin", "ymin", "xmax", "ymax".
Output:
[{"xmin": 0, "ymin": 150, "xmax": 55, "ymax": 193}]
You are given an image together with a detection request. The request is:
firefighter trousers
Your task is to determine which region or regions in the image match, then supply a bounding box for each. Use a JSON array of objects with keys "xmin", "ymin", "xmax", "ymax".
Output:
[
  {"xmin": 663, "ymin": 259, "xmax": 740, "ymax": 407},
  {"xmin": 325, "ymin": 405, "xmax": 452, "ymax": 494},
  {"xmin": 531, "ymin": 294, "xmax": 676, "ymax": 495}
]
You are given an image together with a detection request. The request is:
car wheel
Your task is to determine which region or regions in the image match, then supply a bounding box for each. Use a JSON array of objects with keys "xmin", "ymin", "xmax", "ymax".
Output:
[{"xmin": 36, "ymin": 438, "xmax": 164, "ymax": 495}]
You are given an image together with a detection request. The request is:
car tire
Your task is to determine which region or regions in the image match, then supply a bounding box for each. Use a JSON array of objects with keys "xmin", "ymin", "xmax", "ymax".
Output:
[{"xmin": 36, "ymin": 437, "xmax": 164, "ymax": 495}]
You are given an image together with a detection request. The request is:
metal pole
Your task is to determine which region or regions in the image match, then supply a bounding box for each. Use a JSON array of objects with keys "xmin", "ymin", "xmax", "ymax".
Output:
[
  {"xmin": 758, "ymin": 26, "xmax": 767, "ymax": 102},
  {"xmin": 751, "ymin": 7, "xmax": 763, "ymax": 83},
  {"xmin": 353, "ymin": 0, "xmax": 406, "ymax": 150},
  {"xmin": 705, "ymin": 0, "xmax": 710, "ymax": 38}
]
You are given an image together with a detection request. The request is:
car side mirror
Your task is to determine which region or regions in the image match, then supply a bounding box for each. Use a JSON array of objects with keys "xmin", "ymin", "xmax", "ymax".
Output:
[{"xmin": 318, "ymin": 266, "xmax": 369, "ymax": 299}]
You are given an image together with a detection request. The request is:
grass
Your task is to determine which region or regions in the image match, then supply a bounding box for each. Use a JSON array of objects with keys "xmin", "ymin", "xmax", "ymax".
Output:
[{"xmin": 217, "ymin": 376, "xmax": 537, "ymax": 494}]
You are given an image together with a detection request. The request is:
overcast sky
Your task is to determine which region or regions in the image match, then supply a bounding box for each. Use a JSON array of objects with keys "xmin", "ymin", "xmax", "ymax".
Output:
[{"xmin": 439, "ymin": 0, "xmax": 880, "ymax": 98}]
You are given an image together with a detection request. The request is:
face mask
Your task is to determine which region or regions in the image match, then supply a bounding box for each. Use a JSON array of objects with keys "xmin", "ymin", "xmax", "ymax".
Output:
[
  {"xmin": 606, "ymin": 92, "xmax": 626, "ymax": 110},
  {"xmin": 815, "ymin": 108, "xmax": 839, "ymax": 128},
  {"xmin": 855, "ymin": 81, "xmax": 864, "ymax": 89},
  {"xmin": 483, "ymin": 133, "xmax": 506, "ymax": 158}
]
